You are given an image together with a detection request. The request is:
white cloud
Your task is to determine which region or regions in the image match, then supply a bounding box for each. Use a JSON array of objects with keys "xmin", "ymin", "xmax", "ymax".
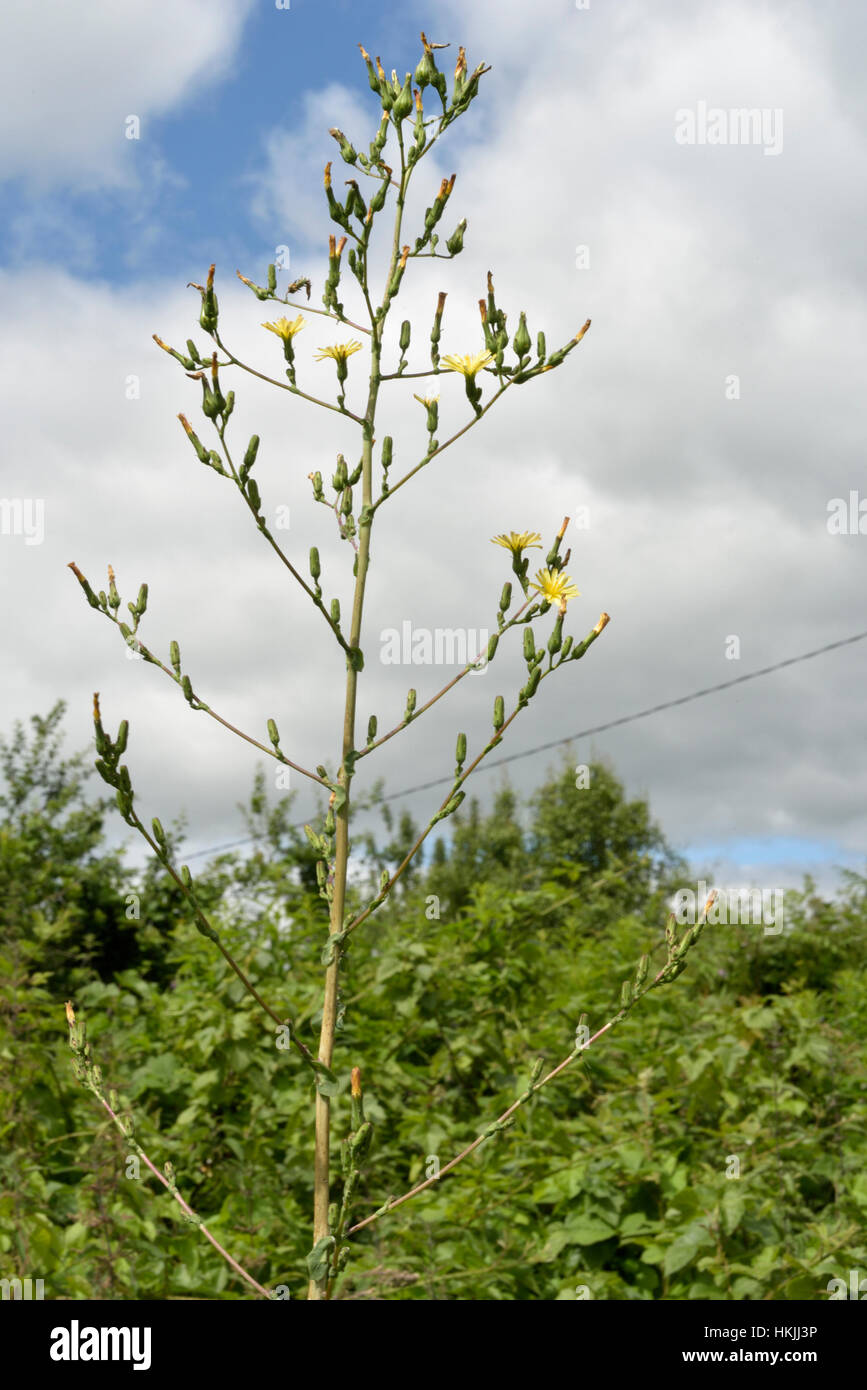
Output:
[
  {"xmin": 0, "ymin": 0, "xmax": 255, "ymax": 190},
  {"xmin": 3, "ymin": 1, "xmax": 866, "ymax": 889}
]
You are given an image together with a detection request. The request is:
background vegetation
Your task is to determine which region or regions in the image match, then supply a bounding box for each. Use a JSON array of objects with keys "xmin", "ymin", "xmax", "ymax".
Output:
[{"xmin": 1, "ymin": 702, "xmax": 865, "ymax": 1299}]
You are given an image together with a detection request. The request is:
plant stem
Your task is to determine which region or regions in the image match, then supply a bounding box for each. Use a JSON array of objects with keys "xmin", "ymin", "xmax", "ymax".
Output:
[{"xmin": 307, "ymin": 123, "xmax": 411, "ymax": 1300}]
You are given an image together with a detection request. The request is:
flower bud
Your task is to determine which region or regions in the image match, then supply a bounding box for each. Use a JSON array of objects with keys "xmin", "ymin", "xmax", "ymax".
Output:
[
  {"xmin": 512, "ymin": 312, "xmax": 531, "ymax": 358},
  {"xmin": 493, "ymin": 696, "xmax": 505, "ymax": 730},
  {"xmin": 329, "ymin": 127, "xmax": 357, "ymax": 164},
  {"xmin": 399, "ymin": 319, "xmax": 411, "ymax": 351},
  {"xmin": 404, "ymin": 688, "xmax": 417, "ymax": 720},
  {"xmin": 309, "ymin": 547, "xmax": 321, "ymax": 581},
  {"xmin": 455, "ymin": 731, "xmax": 467, "ymax": 765},
  {"xmin": 392, "ymin": 72, "xmax": 413, "ymax": 121},
  {"xmin": 486, "ymin": 632, "xmax": 499, "ymax": 662},
  {"xmin": 446, "ymin": 219, "xmax": 467, "ymax": 256},
  {"xmin": 523, "ymin": 628, "xmax": 535, "ymax": 664},
  {"xmin": 499, "ymin": 582, "xmax": 512, "ymax": 612}
]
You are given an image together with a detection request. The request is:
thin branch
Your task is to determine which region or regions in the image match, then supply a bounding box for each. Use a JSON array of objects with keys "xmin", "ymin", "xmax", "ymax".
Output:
[
  {"xmin": 373, "ymin": 379, "xmax": 512, "ymax": 509},
  {"xmin": 355, "ymin": 597, "xmax": 534, "ymax": 762},
  {"xmin": 347, "ymin": 895, "xmax": 714, "ymax": 1236},
  {"xmin": 213, "ymin": 330, "xmax": 365, "ymax": 425}
]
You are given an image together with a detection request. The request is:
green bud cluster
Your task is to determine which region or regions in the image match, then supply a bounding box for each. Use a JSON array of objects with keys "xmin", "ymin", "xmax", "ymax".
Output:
[{"xmin": 92, "ymin": 701, "xmax": 135, "ymax": 825}]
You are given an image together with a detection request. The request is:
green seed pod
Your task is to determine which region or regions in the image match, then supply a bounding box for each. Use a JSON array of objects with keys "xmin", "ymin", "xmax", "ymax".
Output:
[
  {"xmin": 309, "ymin": 547, "xmax": 321, "ymax": 580},
  {"xmin": 399, "ymin": 319, "xmax": 411, "ymax": 351},
  {"xmin": 333, "ymin": 454, "xmax": 348, "ymax": 489},
  {"xmin": 267, "ymin": 263, "xmax": 277, "ymax": 291},
  {"xmin": 331, "ymin": 598, "xmax": 341, "ymax": 624},
  {"xmin": 499, "ymin": 582, "xmax": 512, "ymax": 612},
  {"xmin": 381, "ymin": 436, "xmax": 393, "ymax": 471},
  {"xmin": 446, "ymin": 219, "xmax": 466, "ymax": 255},
  {"xmin": 169, "ymin": 640, "xmax": 181, "ymax": 675},
  {"xmin": 455, "ymin": 731, "xmax": 467, "ymax": 765},
  {"xmin": 512, "ymin": 312, "xmax": 531, "ymax": 358},
  {"xmin": 391, "ymin": 73, "xmax": 413, "ymax": 121},
  {"xmin": 369, "ymin": 180, "xmax": 388, "ymax": 215},
  {"xmin": 181, "ymin": 675, "xmax": 194, "ymax": 703},
  {"xmin": 525, "ymin": 667, "xmax": 541, "ymax": 699},
  {"xmin": 246, "ymin": 479, "xmax": 261, "ymax": 513},
  {"xmin": 560, "ymin": 635, "xmax": 573, "ymax": 660},
  {"xmin": 493, "ymin": 695, "xmax": 505, "ymax": 730},
  {"xmin": 186, "ymin": 339, "xmax": 202, "ymax": 363},
  {"xmin": 330, "ymin": 127, "xmax": 358, "ymax": 164},
  {"xmin": 243, "ymin": 435, "xmax": 260, "ymax": 471},
  {"xmin": 523, "ymin": 628, "xmax": 535, "ymax": 664},
  {"xmin": 547, "ymin": 615, "xmax": 564, "ymax": 656},
  {"xmin": 152, "ymin": 817, "xmax": 166, "ymax": 845},
  {"xmin": 486, "ymin": 632, "xmax": 499, "ymax": 662},
  {"xmin": 536, "ymin": 331, "xmax": 547, "ymax": 361},
  {"xmin": 367, "ymin": 715, "xmax": 378, "ymax": 744},
  {"xmin": 267, "ymin": 718, "xmax": 280, "ymax": 748},
  {"xmin": 349, "ymin": 1120, "xmax": 374, "ymax": 1163},
  {"xmin": 115, "ymin": 720, "xmax": 129, "ymax": 756},
  {"xmin": 340, "ymin": 486, "xmax": 353, "ymax": 516},
  {"xmin": 134, "ymin": 583, "xmax": 148, "ymax": 616}
]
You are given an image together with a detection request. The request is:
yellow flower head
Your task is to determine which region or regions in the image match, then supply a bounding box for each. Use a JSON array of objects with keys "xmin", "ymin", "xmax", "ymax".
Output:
[
  {"xmin": 413, "ymin": 393, "xmax": 440, "ymax": 408},
  {"xmin": 529, "ymin": 567, "xmax": 580, "ymax": 609},
  {"xmin": 440, "ymin": 349, "xmax": 494, "ymax": 379},
  {"xmin": 262, "ymin": 315, "xmax": 305, "ymax": 341},
  {"xmin": 315, "ymin": 340, "xmax": 363, "ymax": 362},
  {"xmin": 491, "ymin": 531, "xmax": 542, "ymax": 555}
]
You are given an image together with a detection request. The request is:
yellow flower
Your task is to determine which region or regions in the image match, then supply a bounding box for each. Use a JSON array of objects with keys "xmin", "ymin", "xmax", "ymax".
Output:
[
  {"xmin": 65, "ymin": 1001, "xmax": 76, "ymax": 1027},
  {"xmin": 262, "ymin": 315, "xmax": 305, "ymax": 341},
  {"xmin": 439, "ymin": 349, "xmax": 494, "ymax": 378},
  {"xmin": 529, "ymin": 567, "xmax": 580, "ymax": 609},
  {"xmin": 491, "ymin": 531, "xmax": 542, "ymax": 554},
  {"xmin": 315, "ymin": 340, "xmax": 363, "ymax": 362},
  {"xmin": 413, "ymin": 393, "xmax": 440, "ymax": 408}
]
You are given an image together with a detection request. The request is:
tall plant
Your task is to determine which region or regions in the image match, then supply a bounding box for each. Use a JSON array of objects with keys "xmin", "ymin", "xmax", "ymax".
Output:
[{"xmin": 67, "ymin": 35, "xmax": 711, "ymax": 1300}]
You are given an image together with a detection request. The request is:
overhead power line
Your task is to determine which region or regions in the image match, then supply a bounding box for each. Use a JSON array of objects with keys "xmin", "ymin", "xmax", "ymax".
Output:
[{"xmin": 184, "ymin": 626, "xmax": 867, "ymax": 862}]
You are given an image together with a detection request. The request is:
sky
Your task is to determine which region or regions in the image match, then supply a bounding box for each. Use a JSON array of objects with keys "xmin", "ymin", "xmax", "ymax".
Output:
[{"xmin": 1, "ymin": 0, "xmax": 865, "ymax": 904}]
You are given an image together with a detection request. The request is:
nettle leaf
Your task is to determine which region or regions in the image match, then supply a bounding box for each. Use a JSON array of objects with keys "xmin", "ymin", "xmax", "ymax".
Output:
[
  {"xmin": 313, "ymin": 1061, "xmax": 340, "ymax": 1097},
  {"xmin": 306, "ymin": 1235, "xmax": 335, "ymax": 1283}
]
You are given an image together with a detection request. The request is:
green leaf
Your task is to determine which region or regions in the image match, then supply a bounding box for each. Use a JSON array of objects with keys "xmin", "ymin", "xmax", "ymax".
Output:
[{"xmin": 306, "ymin": 1235, "xmax": 335, "ymax": 1283}]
